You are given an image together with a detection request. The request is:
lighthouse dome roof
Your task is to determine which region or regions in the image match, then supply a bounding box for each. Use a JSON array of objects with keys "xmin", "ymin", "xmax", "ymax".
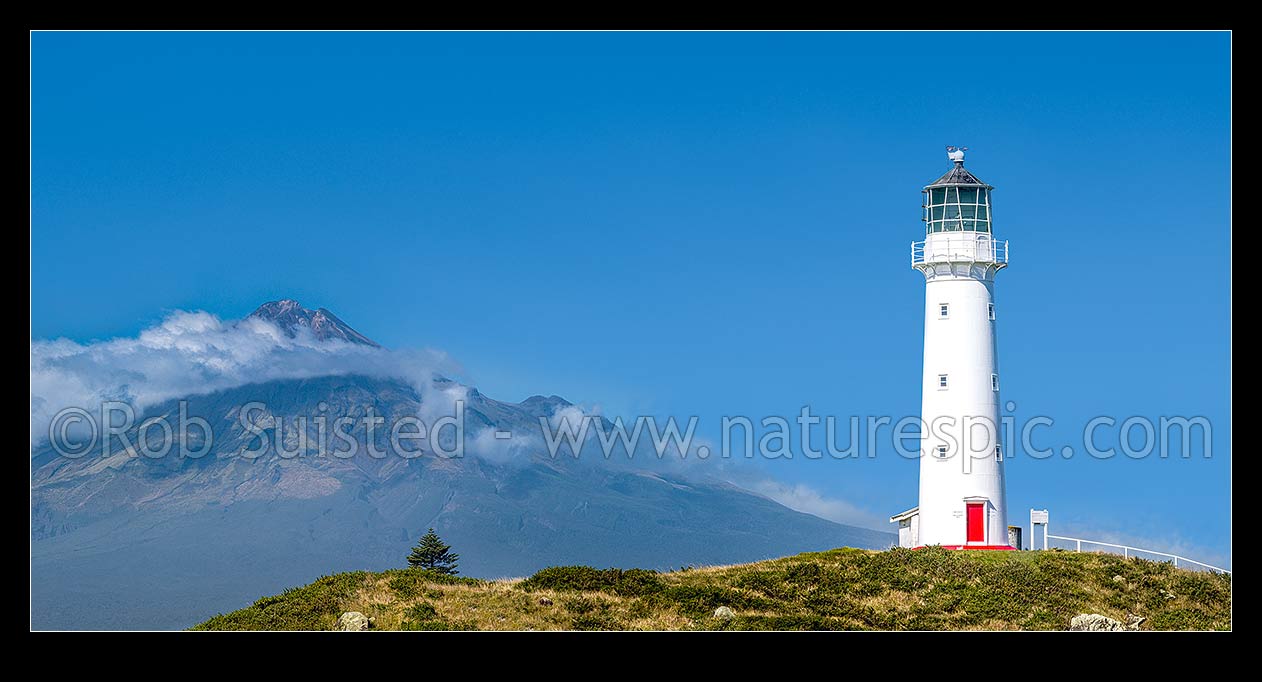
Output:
[{"xmin": 925, "ymin": 163, "xmax": 992, "ymax": 189}]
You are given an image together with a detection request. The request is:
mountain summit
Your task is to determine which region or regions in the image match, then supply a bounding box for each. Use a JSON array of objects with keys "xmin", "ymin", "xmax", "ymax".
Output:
[{"xmin": 249, "ymin": 299, "xmax": 380, "ymax": 347}]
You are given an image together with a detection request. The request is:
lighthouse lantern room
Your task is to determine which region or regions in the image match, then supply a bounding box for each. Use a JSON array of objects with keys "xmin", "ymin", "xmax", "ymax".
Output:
[{"xmin": 892, "ymin": 147, "xmax": 1014, "ymax": 550}]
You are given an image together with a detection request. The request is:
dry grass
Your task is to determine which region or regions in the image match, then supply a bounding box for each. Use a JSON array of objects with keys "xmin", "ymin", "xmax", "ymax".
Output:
[{"xmin": 194, "ymin": 547, "xmax": 1231, "ymax": 631}]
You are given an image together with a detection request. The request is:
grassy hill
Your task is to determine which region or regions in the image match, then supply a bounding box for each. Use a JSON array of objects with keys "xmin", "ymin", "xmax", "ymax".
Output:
[{"xmin": 193, "ymin": 547, "xmax": 1231, "ymax": 631}]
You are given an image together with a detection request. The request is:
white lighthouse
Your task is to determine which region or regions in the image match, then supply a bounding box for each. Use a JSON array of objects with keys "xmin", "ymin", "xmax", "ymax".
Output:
[{"xmin": 891, "ymin": 147, "xmax": 1013, "ymax": 550}]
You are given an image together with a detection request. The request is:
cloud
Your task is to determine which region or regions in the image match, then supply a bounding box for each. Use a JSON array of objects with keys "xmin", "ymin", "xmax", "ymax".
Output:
[
  {"xmin": 466, "ymin": 427, "xmax": 541, "ymax": 464},
  {"xmin": 745, "ymin": 479, "xmax": 890, "ymax": 532},
  {"xmin": 29, "ymin": 309, "xmax": 457, "ymax": 447}
]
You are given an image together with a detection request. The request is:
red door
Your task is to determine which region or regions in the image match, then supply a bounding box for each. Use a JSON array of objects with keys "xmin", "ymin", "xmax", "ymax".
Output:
[{"xmin": 966, "ymin": 503, "xmax": 985, "ymax": 543}]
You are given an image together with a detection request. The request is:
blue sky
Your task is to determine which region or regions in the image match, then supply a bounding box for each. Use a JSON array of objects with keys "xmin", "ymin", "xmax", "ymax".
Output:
[{"xmin": 31, "ymin": 32, "xmax": 1231, "ymax": 565}]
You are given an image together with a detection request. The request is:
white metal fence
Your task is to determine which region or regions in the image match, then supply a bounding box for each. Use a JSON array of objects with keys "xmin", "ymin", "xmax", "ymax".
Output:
[{"xmin": 1045, "ymin": 533, "xmax": 1230, "ymax": 574}]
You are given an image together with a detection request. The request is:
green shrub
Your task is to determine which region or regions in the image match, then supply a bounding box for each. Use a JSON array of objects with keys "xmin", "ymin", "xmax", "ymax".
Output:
[
  {"xmin": 402, "ymin": 617, "xmax": 479, "ymax": 631},
  {"xmin": 558, "ymin": 594, "xmax": 623, "ymax": 630},
  {"xmin": 655, "ymin": 584, "xmax": 771, "ymax": 616},
  {"xmin": 400, "ymin": 620, "xmax": 455, "ymax": 631},
  {"xmin": 571, "ymin": 613, "xmax": 622, "ymax": 630},
  {"xmin": 387, "ymin": 568, "xmax": 481, "ymax": 600},
  {"xmin": 403, "ymin": 602, "xmax": 438, "ymax": 621},
  {"xmin": 518, "ymin": 566, "xmax": 665, "ymax": 597},
  {"xmin": 192, "ymin": 571, "xmax": 369, "ymax": 631},
  {"xmin": 561, "ymin": 595, "xmax": 601, "ymax": 615},
  {"xmin": 730, "ymin": 614, "xmax": 846, "ymax": 631}
]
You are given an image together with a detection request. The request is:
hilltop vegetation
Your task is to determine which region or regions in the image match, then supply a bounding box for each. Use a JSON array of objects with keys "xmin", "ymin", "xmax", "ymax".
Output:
[{"xmin": 193, "ymin": 547, "xmax": 1231, "ymax": 631}]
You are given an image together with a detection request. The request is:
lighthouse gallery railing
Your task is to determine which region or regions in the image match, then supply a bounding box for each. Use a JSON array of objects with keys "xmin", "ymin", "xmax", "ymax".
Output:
[{"xmin": 911, "ymin": 237, "xmax": 1009, "ymax": 266}]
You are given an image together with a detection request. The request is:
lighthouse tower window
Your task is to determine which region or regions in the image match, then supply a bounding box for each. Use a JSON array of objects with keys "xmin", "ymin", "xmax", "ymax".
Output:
[
  {"xmin": 995, "ymin": 445, "xmax": 1003, "ymax": 461},
  {"xmin": 939, "ymin": 303, "xmax": 950, "ymax": 318},
  {"xmin": 991, "ymin": 374, "xmax": 1000, "ymax": 391},
  {"xmin": 937, "ymin": 445, "xmax": 948, "ymax": 459},
  {"xmin": 938, "ymin": 374, "xmax": 949, "ymax": 389},
  {"xmin": 988, "ymin": 303, "xmax": 996, "ymax": 320}
]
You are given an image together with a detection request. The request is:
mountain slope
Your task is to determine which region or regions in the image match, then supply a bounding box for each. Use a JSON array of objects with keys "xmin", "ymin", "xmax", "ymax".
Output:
[
  {"xmin": 194, "ymin": 547, "xmax": 1232, "ymax": 631},
  {"xmin": 32, "ymin": 366, "xmax": 892, "ymax": 629}
]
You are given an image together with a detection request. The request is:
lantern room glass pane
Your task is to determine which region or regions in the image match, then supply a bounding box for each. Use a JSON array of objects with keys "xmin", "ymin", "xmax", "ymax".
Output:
[{"xmin": 925, "ymin": 184, "xmax": 995, "ymax": 234}]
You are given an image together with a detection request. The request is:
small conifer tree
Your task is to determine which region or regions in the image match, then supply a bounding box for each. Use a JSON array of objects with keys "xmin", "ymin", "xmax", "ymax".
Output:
[{"xmin": 407, "ymin": 528, "xmax": 460, "ymax": 574}]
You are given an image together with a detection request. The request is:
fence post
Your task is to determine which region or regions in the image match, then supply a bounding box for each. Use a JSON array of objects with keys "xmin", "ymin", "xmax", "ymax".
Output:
[
  {"xmin": 1124, "ymin": 547, "xmax": 1128, "ymax": 559},
  {"xmin": 1174, "ymin": 557, "xmax": 1179, "ymax": 569},
  {"xmin": 1076, "ymin": 539, "xmax": 1081, "ymax": 552}
]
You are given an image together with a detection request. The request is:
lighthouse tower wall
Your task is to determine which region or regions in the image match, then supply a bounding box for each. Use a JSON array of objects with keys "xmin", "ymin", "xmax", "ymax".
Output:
[{"xmin": 916, "ymin": 264, "xmax": 1007, "ymax": 547}]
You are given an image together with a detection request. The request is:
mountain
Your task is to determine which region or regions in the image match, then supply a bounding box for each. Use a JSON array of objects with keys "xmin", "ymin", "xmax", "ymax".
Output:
[
  {"xmin": 30, "ymin": 303, "xmax": 893, "ymax": 630},
  {"xmin": 194, "ymin": 547, "xmax": 1232, "ymax": 631},
  {"xmin": 248, "ymin": 299, "xmax": 380, "ymax": 347}
]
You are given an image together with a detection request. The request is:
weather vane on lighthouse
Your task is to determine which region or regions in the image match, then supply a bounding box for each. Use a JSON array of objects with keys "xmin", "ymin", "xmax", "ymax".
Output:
[
  {"xmin": 945, "ymin": 145, "xmax": 969, "ymax": 164},
  {"xmin": 890, "ymin": 147, "xmax": 1014, "ymax": 550}
]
